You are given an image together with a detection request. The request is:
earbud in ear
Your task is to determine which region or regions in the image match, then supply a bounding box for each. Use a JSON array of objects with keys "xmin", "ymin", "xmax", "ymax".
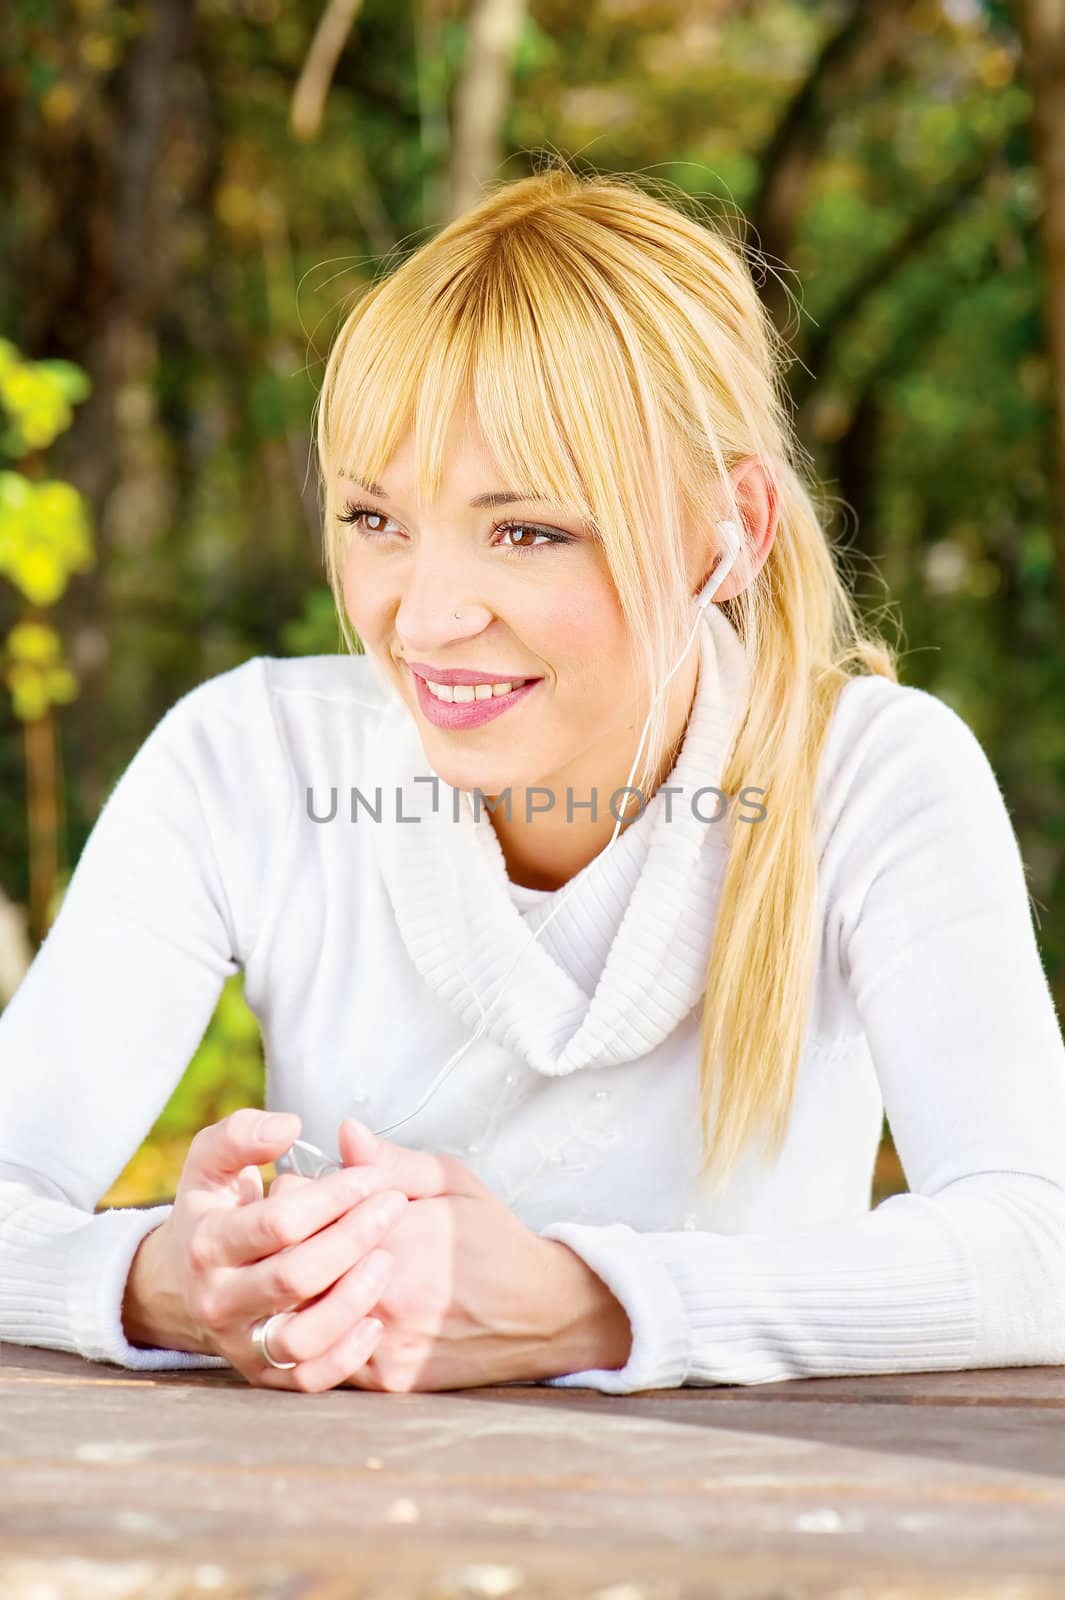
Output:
[{"xmin": 694, "ymin": 519, "xmax": 742, "ymax": 612}]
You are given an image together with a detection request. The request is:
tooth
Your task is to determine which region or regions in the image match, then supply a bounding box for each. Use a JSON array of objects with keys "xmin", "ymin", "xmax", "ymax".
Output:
[{"xmin": 424, "ymin": 677, "xmax": 524, "ymax": 703}]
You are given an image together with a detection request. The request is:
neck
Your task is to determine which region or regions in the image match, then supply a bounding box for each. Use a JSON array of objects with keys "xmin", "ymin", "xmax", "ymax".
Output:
[{"xmin": 486, "ymin": 648, "xmax": 700, "ymax": 892}]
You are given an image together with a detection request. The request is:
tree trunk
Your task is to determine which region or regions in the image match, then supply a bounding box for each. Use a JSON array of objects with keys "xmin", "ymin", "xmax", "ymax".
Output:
[
  {"xmin": 1015, "ymin": 0, "xmax": 1065, "ymax": 627},
  {"xmin": 445, "ymin": 0, "xmax": 528, "ymax": 223}
]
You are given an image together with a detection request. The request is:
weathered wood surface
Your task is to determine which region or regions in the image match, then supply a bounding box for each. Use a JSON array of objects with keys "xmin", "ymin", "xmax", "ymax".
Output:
[{"xmin": 3, "ymin": 1343, "xmax": 1065, "ymax": 1598}]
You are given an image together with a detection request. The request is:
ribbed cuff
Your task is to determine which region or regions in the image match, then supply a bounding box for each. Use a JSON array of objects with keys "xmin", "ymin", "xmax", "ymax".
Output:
[
  {"xmin": 646, "ymin": 1194, "xmax": 978, "ymax": 1387},
  {"xmin": 67, "ymin": 1203, "xmax": 231, "ymax": 1370},
  {"xmin": 1, "ymin": 1190, "xmax": 230, "ymax": 1370},
  {"xmin": 535, "ymin": 1219, "xmax": 693, "ymax": 1393},
  {"xmin": 536, "ymin": 1193, "xmax": 982, "ymax": 1393}
]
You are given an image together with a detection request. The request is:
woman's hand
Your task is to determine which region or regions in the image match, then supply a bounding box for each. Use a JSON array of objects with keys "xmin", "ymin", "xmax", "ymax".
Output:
[
  {"xmin": 132, "ymin": 1107, "xmax": 411, "ymax": 1388},
  {"xmin": 261, "ymin": 1117, "xmax": 586, "ymax": 1393}
]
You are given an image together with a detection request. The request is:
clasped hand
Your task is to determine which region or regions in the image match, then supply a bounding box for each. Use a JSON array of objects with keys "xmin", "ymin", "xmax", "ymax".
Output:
[{"xmin": 244, "ymin": 1114, "xmax": 562, "ymax": 1392}]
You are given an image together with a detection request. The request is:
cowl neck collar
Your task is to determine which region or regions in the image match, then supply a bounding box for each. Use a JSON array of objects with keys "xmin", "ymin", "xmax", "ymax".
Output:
[{"xmin": 369, "ymin": 604, "xmax": 750, "ymax": 1076}]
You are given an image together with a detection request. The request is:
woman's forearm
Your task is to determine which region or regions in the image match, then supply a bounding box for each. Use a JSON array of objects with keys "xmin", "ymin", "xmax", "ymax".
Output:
[
  {"xmin": 534, "ymin": 1239, "xmax": 633, "ymax": 1378},
  {"xmin": 122, "ymin": 1219, "xmax": 214, "ymax": 1354}
]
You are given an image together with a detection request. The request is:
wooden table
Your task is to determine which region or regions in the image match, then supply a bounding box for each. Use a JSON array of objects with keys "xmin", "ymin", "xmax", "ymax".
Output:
[{"xmin": 2, "ymin": 1344, "xmax": 1065, "ymax": 1598}]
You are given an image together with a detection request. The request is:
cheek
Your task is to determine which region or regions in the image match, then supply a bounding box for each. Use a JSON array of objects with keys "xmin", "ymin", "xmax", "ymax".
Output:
[
  {"xmin": 543, "ymin": 585, "xmax": 631, "ymax": 691},
  {"xmin": 341, "ymin": 545, "xmax": 382, "ymax": 633}
]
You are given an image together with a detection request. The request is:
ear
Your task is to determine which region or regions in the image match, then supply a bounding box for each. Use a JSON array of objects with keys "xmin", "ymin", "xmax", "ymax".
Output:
[{"xmin": 701, "ymin": 456, "xmax": 779, "ymax": 602}]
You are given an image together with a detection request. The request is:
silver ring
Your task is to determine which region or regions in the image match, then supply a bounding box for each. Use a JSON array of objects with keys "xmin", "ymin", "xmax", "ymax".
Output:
[{"xmin": 251, "ymin": 1312, "xmax": 297, "ymax": 1370}]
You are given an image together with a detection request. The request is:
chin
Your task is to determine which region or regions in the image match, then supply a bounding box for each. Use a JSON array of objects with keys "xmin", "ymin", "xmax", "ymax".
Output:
[{"xmin": 416, "ymin": 738, "xmax": 536, "ymax": 801}]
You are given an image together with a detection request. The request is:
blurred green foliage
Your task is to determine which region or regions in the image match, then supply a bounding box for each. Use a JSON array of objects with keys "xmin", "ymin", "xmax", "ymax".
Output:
[{"xmin": 279, "ymin": 584, "xmax": 352, "ymax": 657}]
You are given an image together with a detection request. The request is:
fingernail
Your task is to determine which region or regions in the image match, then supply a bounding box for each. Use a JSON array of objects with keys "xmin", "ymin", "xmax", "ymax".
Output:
[{"xmin": 345, "ymin": 1116, "xmax": 378, "ymax": 1150}]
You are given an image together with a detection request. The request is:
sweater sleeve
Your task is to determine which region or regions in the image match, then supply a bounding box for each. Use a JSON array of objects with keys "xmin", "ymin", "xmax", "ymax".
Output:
[
  {"xmin": 536, "ymin": 684, "xmax": 1065, "ymax": 1393},
  {"xmin": 0, "ymin": 658, "xmax": 293, "ymax": 1371}
]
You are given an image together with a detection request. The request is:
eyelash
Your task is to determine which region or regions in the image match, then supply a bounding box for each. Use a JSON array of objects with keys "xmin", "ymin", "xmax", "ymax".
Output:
[{"xmin": 336, "ymin": 501, "xmax": 573, "ymax": 557}]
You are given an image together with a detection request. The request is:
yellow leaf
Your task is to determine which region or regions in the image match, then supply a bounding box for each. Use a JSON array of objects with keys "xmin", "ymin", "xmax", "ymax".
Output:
[
  {"xmin": 9, "ymin": 620, "xmax": 61, "ymax": 664},
  {"xmin": 46, "ymin": 665, "xmax": 79, "ymax": 704},
  {"xmin": 13, "ymin": 547, "xmax": 66, "ymax": 605}
]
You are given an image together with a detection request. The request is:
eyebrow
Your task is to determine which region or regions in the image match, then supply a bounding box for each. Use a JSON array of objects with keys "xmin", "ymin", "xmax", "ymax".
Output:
[{"xmin": 343, "ymin": 477, "xmax": 554, "ymax": 510}]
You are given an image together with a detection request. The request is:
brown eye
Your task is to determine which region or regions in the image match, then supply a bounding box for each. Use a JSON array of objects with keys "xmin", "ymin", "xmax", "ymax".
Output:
[
  {"xmin": 337, "ymin": 504, "xmax": 394, "ymax": 534},
  {"xmin": 495, "ymin": 522, "xmax": 569, "ymax": 554}
]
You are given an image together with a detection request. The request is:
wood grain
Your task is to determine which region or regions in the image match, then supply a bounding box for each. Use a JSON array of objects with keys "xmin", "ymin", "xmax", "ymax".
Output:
[{"xmin": 3, "ymin": 1344, "xmax": 1065, "ymax": 1597}]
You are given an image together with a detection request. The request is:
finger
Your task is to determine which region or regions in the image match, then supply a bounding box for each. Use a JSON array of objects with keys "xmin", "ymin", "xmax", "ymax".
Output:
[
  {"xmin": 338, "ymin": 1117, "xmax": 487, "ymax": 1200},
  {"xmin": 216, "ymin": 1187, "xmax": 409, "ymax": 1323},
  {"xmin": 202, "ymin": 1164, "xmax": 400, "ymax": 1270},
  {"xmin": 336, "ymin": 1117, "xmax": 380, "ymax": 1168},
  {"xmin": 250, "ymin": 1247, "xmax": 395, "ymax": 1373},
  {"xmin": 267, "ymin": 1171, "xmax": 309, "ymax": 1201},
  {"xmin": 235, "ymin": 1165, "xmax": 266, "ymax": 1207},
  {"xmin": 179, "ymin": 1108, "xmax": 302, "ymax": 1199},
  {"xmin": 255, "ymin": 1311, "xmax": 386, "ymax": 1394}
]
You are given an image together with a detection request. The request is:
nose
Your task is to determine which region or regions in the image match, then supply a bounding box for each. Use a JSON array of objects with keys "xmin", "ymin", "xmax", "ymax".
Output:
[
  {"xmin": 398, "ymin": 602, "xmax": 494, "ymax": 655},
  {"xmin": 393, "ymin": 556, "xmax": 494, "ymax": 650}
]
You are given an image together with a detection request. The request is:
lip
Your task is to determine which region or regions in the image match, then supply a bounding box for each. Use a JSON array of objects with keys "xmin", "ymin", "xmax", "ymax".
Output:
[
  {"xmin": 408, "ymin": 663, "xmax": 542, "ymax": 730},
  {"xmin": 405, "ymin": 660, "xmax": 539, "ymax": 687}
]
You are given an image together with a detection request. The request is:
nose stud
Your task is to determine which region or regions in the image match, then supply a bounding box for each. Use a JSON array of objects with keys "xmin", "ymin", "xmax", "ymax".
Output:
[{"xmin": 453, "ymin": 609, "xmax": 462, "ymax": 620}]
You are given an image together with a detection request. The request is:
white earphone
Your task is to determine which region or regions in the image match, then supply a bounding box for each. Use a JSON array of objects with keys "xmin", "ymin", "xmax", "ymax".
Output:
[
  {"xmin": 697, "ymin": 520, "xmax": 742, "ymax": 610},
  {"xmin": 278, "ymin": 516, "xmax": 745, "ymax": 1174}
]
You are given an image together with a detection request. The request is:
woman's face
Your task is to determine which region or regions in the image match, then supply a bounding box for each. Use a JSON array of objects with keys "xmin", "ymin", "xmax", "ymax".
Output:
[{"xmin": 338, "ymin": 405, "xmax": 651, "ymax": 802}]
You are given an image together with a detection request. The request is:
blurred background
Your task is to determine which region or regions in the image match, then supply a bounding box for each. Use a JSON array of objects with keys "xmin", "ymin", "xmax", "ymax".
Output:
[{"xmin": 1, "ymin": 0, "xmax": 1062, "ymax": 1209}]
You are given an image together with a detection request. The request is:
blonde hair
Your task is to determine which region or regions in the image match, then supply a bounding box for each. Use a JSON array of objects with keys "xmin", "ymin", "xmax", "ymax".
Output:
[{"xmin": 315, "ymin": 160, "xmax": 899, "ymax": 1193}]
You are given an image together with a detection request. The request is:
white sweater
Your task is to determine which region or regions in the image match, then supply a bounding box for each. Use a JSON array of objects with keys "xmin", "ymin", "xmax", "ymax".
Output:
[{"xmin": 2, "ymin": 603, "xmax": 1065, "ymax": 1393}]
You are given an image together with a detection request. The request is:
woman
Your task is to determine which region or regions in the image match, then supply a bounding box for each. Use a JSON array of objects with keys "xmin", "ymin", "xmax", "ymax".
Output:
[{"xmin": 2, "ymin": 165, "xmax": 1064, "ymax": 1397}]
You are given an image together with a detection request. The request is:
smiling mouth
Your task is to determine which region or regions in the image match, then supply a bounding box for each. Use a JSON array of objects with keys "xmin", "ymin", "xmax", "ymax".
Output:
[{"xmin": 422, "ymin": 677, "xmax": 530, "ymax": 704}]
